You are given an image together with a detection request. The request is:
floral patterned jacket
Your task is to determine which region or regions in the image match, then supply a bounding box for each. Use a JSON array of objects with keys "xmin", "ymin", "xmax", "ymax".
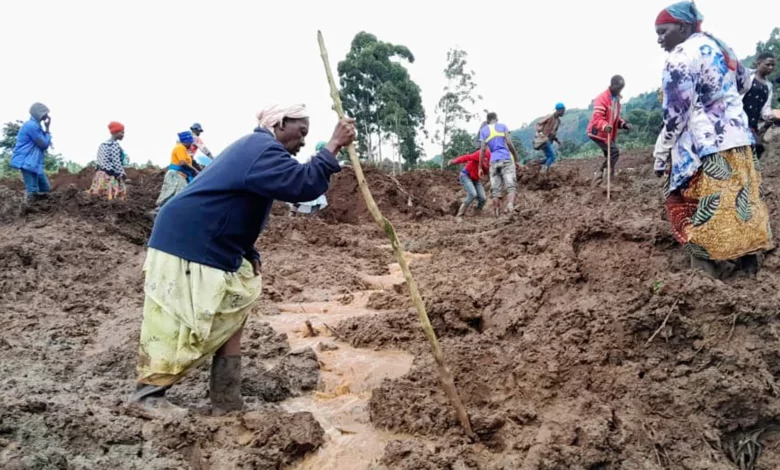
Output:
[{"xmin": 653, "ymin": 33, "xmax": 754, "ymax": 192}]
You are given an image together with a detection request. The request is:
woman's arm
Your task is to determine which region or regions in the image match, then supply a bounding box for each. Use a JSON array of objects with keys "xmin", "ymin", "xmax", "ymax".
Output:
[
  {"xmin": 173, "ymin": 145, "xmax": 200, "ymax": 174},
  {"xmin": 245, "ymin": 145, "xmax": 341, "ymax": 203}
]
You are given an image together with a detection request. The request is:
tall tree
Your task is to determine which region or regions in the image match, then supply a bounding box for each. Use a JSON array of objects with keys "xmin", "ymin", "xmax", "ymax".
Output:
[
  {"xmin": 434, "ymin": 48, "xmax": 480, "ymax": 169},
  {"xmin": 443, "ymin": 128, "xmax": 476, "ymax": 162},
  {"xmin": 338, "ymin": 32, "xmax": 425, "ymax": 166}
]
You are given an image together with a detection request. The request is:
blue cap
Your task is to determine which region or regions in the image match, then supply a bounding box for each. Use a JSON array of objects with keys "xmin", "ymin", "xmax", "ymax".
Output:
[
  {"xmin": 191, "ymin": 122, "xmax": 203, "ymax": 132},
  {"xmin": 555, "ymin": 102, "xmax": 566, "ymax": 110}
]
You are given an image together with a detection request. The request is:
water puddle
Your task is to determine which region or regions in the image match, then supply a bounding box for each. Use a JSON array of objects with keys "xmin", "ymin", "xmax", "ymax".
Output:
[
  {"xmin": 262, "ymin": 290, "xmax": 410, "ymax": 467},
  {"xmin": 262, "ymin": 252, "xmax": 430, "ymax": 469}
]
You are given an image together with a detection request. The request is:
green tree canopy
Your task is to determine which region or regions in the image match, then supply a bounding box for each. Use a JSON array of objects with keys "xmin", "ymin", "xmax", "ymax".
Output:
[
  {"xmin": 338, "ymin": 32, "xmax": 426, "ymax": 167},
  {"xmin": 434, "ymin": 48, "xmax": 480, "ymax": 168}
]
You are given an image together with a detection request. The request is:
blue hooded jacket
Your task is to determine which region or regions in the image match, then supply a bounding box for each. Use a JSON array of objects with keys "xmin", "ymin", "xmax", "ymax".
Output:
[{"xmin": 10, "ymin": 103, "xmax": 52, "ymax": 175}]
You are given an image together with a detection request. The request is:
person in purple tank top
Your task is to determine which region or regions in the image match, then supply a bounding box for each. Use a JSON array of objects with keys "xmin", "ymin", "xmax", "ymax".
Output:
[{"xmin": 478, "ymin": 112, "xmax": 520, "ymax": 217}]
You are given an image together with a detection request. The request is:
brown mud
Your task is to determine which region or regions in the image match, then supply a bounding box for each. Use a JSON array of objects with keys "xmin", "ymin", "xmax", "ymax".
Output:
[{"xmin": 2, "ymin": 143, "xmax": 780, "ymax": 469}]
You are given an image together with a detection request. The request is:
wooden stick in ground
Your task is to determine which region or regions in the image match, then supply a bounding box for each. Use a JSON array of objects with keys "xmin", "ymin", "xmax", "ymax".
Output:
[
  {"xmin": 606, "ymin": 132, "xmax": 612, "ymax": 202},
  {"xmin": 317, "ymin": 30, "xmax": 475, "ymax": 439}
]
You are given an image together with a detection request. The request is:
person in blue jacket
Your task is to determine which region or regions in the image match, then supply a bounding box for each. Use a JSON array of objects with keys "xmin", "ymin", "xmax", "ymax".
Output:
[
  {"xmin": 130, "ymin": 104, "xmax": 356, "ymax": 418},
  {"xmin": 11, "ymin": 103, "xmax": 53, "ymax": 200}
]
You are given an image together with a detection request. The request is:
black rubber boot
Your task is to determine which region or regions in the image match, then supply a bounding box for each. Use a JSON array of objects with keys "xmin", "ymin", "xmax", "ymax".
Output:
[
  {"xmin": 738, "ymin": 254, "xmax": 759, "ymax": 278},
  {"xmin": 210, "ymin": 355, "xmax": 244, "ymax": 416}
]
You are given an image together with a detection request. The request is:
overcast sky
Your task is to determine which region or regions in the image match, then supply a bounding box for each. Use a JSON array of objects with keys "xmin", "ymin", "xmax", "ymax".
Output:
[{"xmin": 1, "ymin": 0, "xmax": 778, "ymax": 167}]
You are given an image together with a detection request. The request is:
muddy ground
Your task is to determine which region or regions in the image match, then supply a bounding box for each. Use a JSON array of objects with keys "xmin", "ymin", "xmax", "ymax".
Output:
[{"xmin": 2, "ymin": 143, "xmax": 780, "ymax": 469}]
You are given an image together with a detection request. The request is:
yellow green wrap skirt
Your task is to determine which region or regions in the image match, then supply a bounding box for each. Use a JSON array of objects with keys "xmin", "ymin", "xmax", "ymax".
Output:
[{"xmin": 136, "ymin": 248, "xmax": 262, "ymax": 387}]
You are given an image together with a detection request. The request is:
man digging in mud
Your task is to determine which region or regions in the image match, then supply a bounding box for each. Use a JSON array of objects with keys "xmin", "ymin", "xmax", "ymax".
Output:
[
  {"xmin": 130, "ymin": 104, "xmax": 356, "ymax": 418},
  {"xmin": 478, "ymin": 112, "xmax": 520, "ymax": 217}
]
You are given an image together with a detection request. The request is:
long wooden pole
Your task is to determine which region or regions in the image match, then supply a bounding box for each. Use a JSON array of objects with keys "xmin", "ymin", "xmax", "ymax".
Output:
[
  {"xmin": 606, "ymin": 132, "xmax": 612, "ymax": 203},
  {"xmin": 317, "ymin": 30, "xmax": 475, "ymax": 439}
]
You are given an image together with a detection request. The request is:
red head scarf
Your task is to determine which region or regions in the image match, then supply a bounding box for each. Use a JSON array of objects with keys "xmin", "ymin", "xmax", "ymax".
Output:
[
  {"xmin": 108, "ymin": 121, "xmax": 125, "ymax": 134},
  {"xmin": 655, "ymin": 2, "xmax": 703, "ymax": 33},
  {"xmin": 655, "ymin": 2, "xmax": 738, "ymax": 71}
]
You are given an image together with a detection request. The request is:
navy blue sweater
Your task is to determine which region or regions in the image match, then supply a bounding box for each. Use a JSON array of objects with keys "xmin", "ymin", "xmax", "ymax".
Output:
[{"xmin": 148, "ymin": 128, "xmax": 341, "ymax": 272}]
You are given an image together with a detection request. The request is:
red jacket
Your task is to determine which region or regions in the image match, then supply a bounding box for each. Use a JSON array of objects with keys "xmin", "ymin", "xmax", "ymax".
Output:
[
  {"xmin": 451, "ymin": 149, "xmax": 490, "ymax": 181},
  {"xmin": 587, "ymin": 89, "xmax": 627, "ymax": 143}
]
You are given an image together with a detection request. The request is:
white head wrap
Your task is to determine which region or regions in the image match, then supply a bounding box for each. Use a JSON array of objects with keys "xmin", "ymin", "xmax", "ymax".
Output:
[{"xmin": 256, "ymin": 104, "xmax": 309, "ymax": 133}]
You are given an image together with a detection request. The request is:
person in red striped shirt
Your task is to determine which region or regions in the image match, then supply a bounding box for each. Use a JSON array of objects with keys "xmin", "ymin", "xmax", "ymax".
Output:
[{"xmin": 448, "ymin": 148, "xmax": 491, "ymax": 221}]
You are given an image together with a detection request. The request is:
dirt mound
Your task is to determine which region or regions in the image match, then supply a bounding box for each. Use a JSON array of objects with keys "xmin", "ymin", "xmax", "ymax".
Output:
[
  {"xmin": 0, "ymin": 167, "xmax": 163, "ymax": 244},
  {"xmin": 360, "ymin": 150, "xmax": 780, "ymax": 469},
  {"xmin": 5, "ymin": 149, "xmax": 780, "ymax": 469},
  {"xmin": 322, "ymin": 166, "xmax": 462, "ymax": 224}
]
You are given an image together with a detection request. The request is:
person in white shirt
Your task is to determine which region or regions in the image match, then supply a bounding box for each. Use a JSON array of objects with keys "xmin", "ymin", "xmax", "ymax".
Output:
[{"xmin": 287, "ymin": 140, "xmax": 329, "ymax": 217}]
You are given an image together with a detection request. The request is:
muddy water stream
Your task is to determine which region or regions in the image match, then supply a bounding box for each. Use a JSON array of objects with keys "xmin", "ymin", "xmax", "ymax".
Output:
[{"xmin": 263, "ymin": 256, "xmax": 429, "ymax": 469}]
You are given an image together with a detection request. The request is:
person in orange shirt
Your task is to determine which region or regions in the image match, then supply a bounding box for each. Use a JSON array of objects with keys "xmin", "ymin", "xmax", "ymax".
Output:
[{"xmin": 155, "ymin": 131, "xmax": 200, "ymax": 209}]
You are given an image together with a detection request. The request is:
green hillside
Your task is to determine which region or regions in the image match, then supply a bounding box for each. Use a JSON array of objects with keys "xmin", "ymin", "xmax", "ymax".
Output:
[
  {"xmin": 511, "ymin": 27, "xmax": 780, "ymax": 160},
  {"xmin": 510, "ymin": 90, "xmax": 664, "ymax": 160}
]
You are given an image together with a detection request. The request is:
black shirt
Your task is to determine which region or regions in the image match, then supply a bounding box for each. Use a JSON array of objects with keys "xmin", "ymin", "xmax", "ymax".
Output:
[{"xmin": 743, "ymin": 77, "xmax": 770, "ymax": 130}]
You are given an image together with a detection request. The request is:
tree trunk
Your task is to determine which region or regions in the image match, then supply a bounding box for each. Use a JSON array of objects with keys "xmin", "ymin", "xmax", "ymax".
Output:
[
  {"xmin": 368, "ymin": 128, "xmax": 375, "ymax": 162},
  {"xmin": 391, "ymin": 132, "xmax": 396, "ymax": 176},
  {"xmin": 378, "ymin": 126, "xmax": 383, "ymax": 166},
  {"xmin": 440, "ymin": 116, "xmax": 448, "ymax": 170}
]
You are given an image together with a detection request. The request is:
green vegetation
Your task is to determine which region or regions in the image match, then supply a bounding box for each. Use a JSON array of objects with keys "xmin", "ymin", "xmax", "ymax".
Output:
[
  {"xmin": 338, "ymin": 32, "xmax": 426, "ymax": 168},
  {"xmin": 434, "ymin": 48, "xmax": 481, "ymax": 168},
  {"xmin": 509, "ymin": 90, "xmax": 664, "ymax": 161},
  {"xmin": 745, "ymin": 27, "xmax": 780, "ymax": 98},
  {"xmin": 0, "ymin": 121, "xmax": 83, "ymax": 179},
  {"xmin": 512, "ymin": 28, "xmax": 780, "ymax": 161}
]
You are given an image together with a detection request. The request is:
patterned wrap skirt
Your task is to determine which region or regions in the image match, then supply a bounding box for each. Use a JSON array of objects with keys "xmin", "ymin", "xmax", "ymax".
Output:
[
  {"xmin": 136, "ymin": 248, "xmax": 262, "ymax": 387},
  {"xmin": 664, "ymin": 146, "xmax": 773, "ymax": 261},
  {"xmin": 88, "ymin": 170, "xmax": 127, "ymax": 201},
  {"xmin": 156, "ymin": 171, "xmax": 188, "ymax": 208}
]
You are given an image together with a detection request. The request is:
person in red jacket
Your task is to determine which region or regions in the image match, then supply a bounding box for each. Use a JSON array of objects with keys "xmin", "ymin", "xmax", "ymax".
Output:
[
  {"xmin": 448, "ymin": 148, "xmax": 491, "ymax": 221},
  {"xmin": 587, "ymin": 75, "xmax": 633, "ymax": 183}
]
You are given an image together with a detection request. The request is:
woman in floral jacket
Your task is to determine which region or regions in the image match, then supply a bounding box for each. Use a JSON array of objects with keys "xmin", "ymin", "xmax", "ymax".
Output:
[{"xmin": 653, "ymin": 1, "xmax": 773, "ymax": 278}]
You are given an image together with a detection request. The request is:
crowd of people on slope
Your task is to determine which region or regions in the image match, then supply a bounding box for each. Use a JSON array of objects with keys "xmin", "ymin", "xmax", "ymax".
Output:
[
  {"xmin": 8, "ymin": 106, "xmax": 335, "ymax": 218},
  {"xmin": 3, "ymin": 0, "xmax": 778, "ymax": 420},
  {"xmin": 447, "ymin": 1, "xmax": 776, "ymax": 279},
  {"xmin": 6, "ymin": 100, "xmax": 351, "ymax": 418}
]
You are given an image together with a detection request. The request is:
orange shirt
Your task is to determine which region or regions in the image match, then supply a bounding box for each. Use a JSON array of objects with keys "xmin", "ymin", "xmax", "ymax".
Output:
[{"xmin": 171, "ymin": 143, "xmax": 193, "ymax": 179}]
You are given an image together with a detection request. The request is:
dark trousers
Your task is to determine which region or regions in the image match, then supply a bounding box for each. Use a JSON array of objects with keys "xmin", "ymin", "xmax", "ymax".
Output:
[
  {"xmin": 753, "ymin": 144, "xmax": 765, "ymax": 160},
  {"xmin": 21, "ymin": 169, "xmax": 51, "ymax": 196},
  {"xmin": 593, "ymin": 138, "xmax": 620, "ymax": 174}
]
